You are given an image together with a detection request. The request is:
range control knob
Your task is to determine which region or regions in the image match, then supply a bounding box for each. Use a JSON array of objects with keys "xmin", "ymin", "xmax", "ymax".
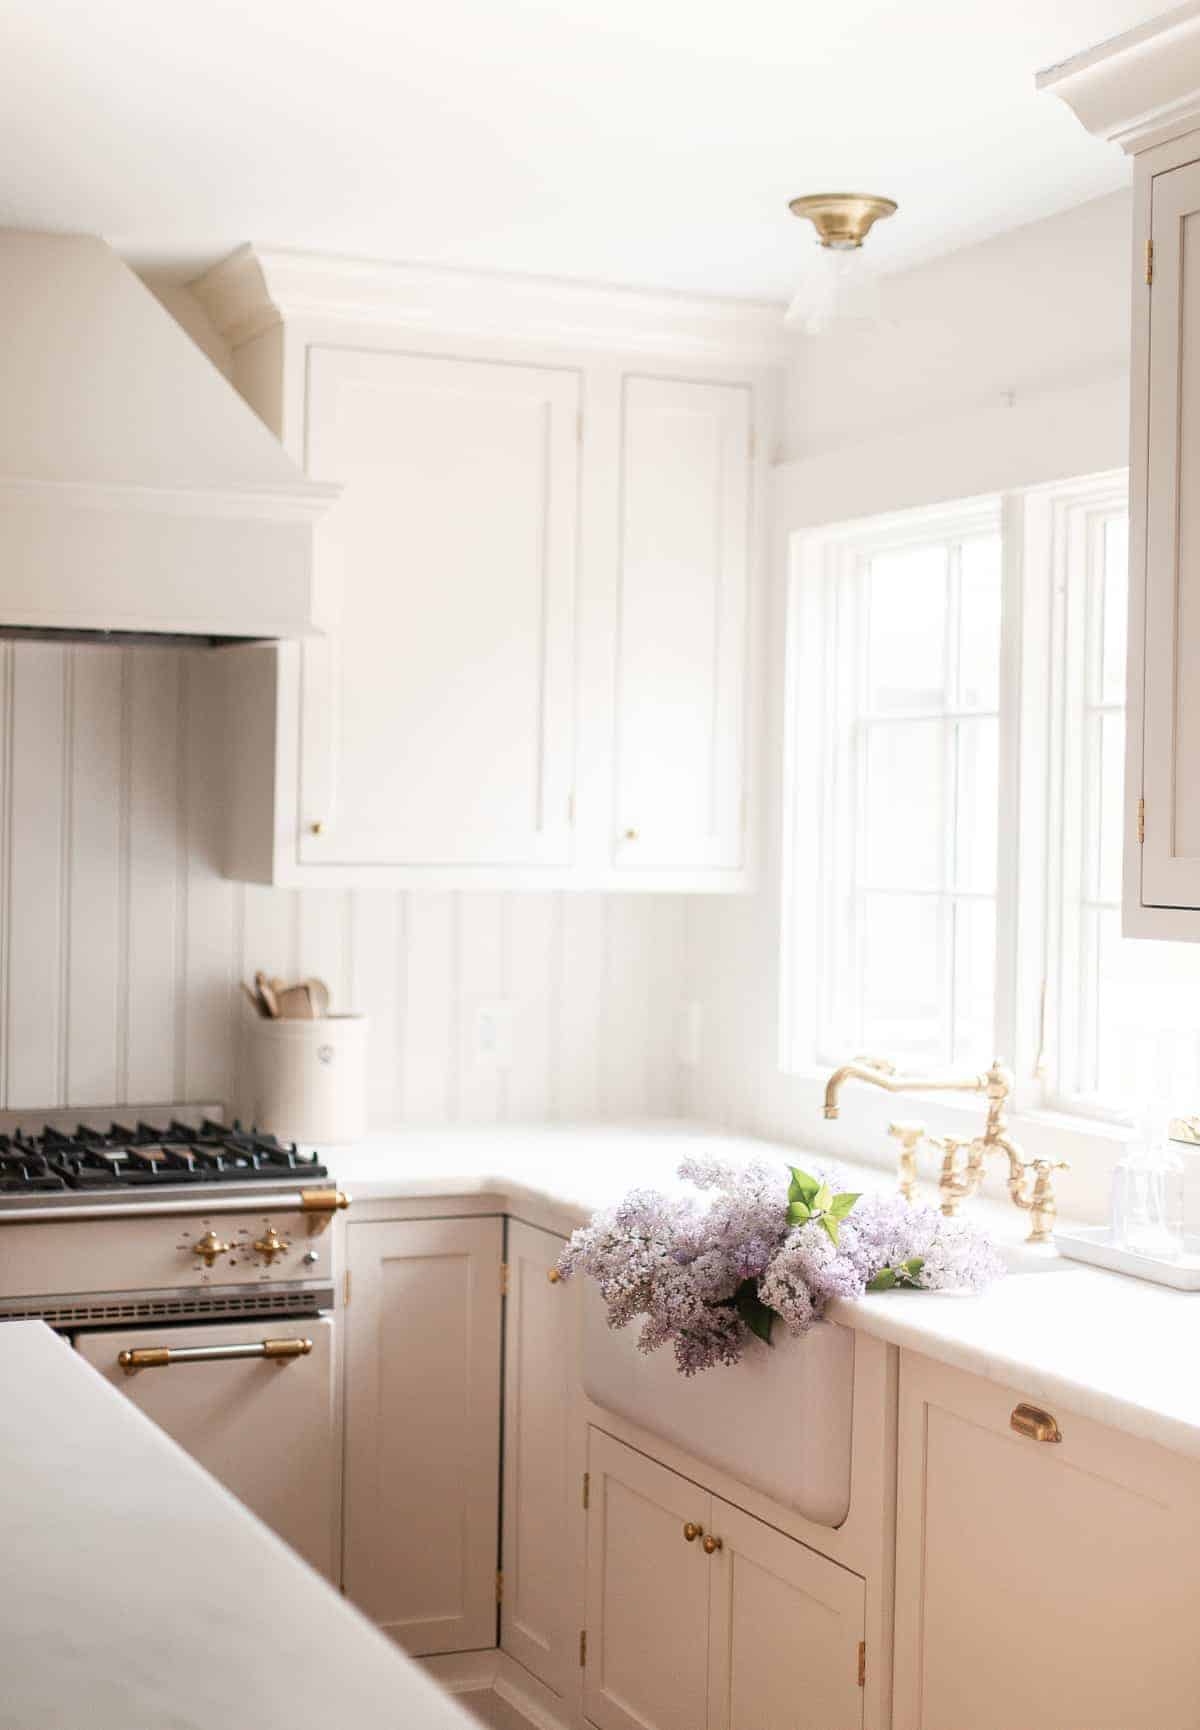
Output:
[
  {"xmin": 252, "ymin": 1226, "xmax": 291, "ymax": 1264},
  {"xmin": 192, "ymin": 1230, "xmax": 231, "ymax": 1268}
]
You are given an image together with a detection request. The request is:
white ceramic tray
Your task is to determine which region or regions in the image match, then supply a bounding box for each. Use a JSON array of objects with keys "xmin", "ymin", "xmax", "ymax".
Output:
[{"xmin": 1054, "ymin": 1224, "xmax": 1200, "ymax": 1290}]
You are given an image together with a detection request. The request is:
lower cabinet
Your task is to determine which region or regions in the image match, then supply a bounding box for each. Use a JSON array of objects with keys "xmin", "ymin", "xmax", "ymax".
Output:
[
  {"xmin": 342, "ymin": 1215, "xmax": 503, "ymax": 1655},
  {"xmin": 583, "ymin": 1428, "xmax": 866, "ymax": 1730},
  {"xmin": 501, "ymin": 1220, "xmax": 575, "ymax": 1698},
  {"xmin": 894, "ymin": 1351, "xmax": 1200, "ymax": 1730}
]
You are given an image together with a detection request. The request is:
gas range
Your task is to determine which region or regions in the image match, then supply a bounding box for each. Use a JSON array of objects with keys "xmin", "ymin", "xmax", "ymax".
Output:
[{"xmin": 0, "ymin": 1117, "xmax": 331, "ymax": 1210}]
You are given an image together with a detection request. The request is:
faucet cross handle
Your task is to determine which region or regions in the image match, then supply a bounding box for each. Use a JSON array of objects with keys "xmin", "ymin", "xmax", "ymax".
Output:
[{"xmin": 887, "ymin": 1120, "xmax": 925, "ymax": 1203}]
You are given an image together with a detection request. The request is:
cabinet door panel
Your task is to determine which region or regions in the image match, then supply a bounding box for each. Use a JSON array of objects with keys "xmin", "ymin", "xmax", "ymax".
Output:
[
  {"xmin": 706, "ymin": 1498, "xmax": 864, "ymax": 1730},
  {"xmin": 502, "ymin": 1221, "xmax": 573, "ymax": 1696},
  {"xmin": 343, "ymin": 1217, "xmax": 502, "ymax": 1654},
  {"xmin": 614, "ymin": 376, "xmax": 750, "ymax": 871},
  {"xmin": 1143, "ymin": 158, "xmax": 1200, "ymax": 907},
  {"xmin": 304, "ymin": 347, "xmax": 579, "ymax": 868},
  {"xmin": 584, "ymin": 1428, "xmax": 710, "ymax": 1730},
  {"xmin": 894, "ymin": 1351, "xmax": 1200, "ymax": 1730}
]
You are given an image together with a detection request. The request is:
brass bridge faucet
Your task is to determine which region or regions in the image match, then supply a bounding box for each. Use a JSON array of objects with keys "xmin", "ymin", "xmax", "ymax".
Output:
[{"xmin": 822, "ymin": 1056, "xmax": 1067, "ymax": 1244}]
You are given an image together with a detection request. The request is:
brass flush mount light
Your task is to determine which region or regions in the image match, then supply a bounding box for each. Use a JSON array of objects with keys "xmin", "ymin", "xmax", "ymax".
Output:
[{"xmin": 785, "ymin": 191, "xmax": 898, "ymax": 332}]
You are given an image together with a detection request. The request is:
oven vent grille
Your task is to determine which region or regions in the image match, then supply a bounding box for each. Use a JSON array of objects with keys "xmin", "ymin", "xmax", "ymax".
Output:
[{"xmin": 2, "ymin": 1286, "xmax": 329, "ymax": 1328}]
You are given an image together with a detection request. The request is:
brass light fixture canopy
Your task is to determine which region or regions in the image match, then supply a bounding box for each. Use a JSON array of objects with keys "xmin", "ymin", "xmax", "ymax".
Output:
[{"xmin": 788, "ymin": 193, "xmax": 898, "ymax": 250}]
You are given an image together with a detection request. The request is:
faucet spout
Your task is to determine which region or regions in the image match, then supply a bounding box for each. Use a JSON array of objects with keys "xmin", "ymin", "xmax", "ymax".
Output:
[{"xmin": 823, "ymin": 1056, "xmax": 898, "ymax": 1118}]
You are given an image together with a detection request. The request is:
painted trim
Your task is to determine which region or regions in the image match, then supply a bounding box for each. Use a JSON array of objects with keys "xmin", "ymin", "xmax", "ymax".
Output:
[{"xmin": 1037, "ymin": 3, "xmax": 1200, "ymax": 154}]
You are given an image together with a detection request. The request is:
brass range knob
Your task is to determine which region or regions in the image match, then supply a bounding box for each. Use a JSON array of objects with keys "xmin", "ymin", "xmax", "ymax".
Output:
[
  {"xmin": 683, "ymin": 1522, "xmax": 704, "ymax": 1543},
  {"xmin": 702, "ymin": 1535, "xmax": 723, "ymax": 1555},
  {"xmin": 191, "ymin": 1230, "xmax": 231, "ymax": 1268},
  {"xmin": 253, "ymin": 1226, "xmax": 291, "ymax": 1264}
]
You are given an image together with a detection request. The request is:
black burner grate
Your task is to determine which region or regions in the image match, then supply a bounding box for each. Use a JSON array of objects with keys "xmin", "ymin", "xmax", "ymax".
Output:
[{"xmin": 0, "ymin": 1120, "xmax": 328, "ymax": 1194}]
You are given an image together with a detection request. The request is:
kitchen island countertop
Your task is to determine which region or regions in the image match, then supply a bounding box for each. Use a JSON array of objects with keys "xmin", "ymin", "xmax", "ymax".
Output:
[{"xmin": 1, "ymin": 1320, "xmax": 476, "ymax": 1730}]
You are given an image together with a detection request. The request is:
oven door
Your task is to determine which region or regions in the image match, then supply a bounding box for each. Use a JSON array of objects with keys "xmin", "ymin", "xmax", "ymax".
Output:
[{"xmin": 75, "ymin": 1315, "xmax": 339, "ymax": 1580}]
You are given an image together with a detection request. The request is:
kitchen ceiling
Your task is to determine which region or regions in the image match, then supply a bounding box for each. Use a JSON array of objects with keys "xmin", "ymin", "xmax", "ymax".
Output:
[{"xmin": 0, "ymin": 0, "xmax": 1162, "ymax": 303}]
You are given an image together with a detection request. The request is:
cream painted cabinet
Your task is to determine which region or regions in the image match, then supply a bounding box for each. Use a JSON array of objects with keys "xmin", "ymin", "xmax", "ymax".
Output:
[
  {"xmin": 584, "ymin": 1428, "xmax": 865, "ymax": 1730},
  {"xmin": 500, "ymin": 1221, "xmax": 576, "ymax": 1698},
  {"xmin": 342, "ymin": 1216, "xmax": 502, "ymax": 1655},
  {"xmin": 200, "ymin": 247, "xmax": 767, "ymax": 891},
  {"xmin": 612, "ymin": 376, "xmax": 751, "ymax": 873},
  {"xmin": 893, "ymin": 1351, "xmax": 1200, "ymax": 1730}
]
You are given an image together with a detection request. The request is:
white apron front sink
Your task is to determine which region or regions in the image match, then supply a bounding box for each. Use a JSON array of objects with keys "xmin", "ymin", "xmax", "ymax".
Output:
[{"xmin": 582, "ymin": 1286, "xmax": 854, "ymax": 1528}]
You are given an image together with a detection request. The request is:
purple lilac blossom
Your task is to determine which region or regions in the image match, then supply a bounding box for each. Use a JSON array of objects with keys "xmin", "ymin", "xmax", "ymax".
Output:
[{"xmin": 555, "ymin": 1159, "xmax": 1003, "ymax": 1375}]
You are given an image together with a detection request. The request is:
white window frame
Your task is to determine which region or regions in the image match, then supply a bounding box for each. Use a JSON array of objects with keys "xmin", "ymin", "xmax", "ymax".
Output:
[{"xmin": 780, "ymin": 469, "xmax": 1132, "ymax": 1133}]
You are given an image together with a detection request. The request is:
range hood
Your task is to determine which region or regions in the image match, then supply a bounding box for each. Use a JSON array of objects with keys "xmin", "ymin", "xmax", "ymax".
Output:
[{"xmin": 0, "ymin": 230, "xmax": 337, "ymax": 643}]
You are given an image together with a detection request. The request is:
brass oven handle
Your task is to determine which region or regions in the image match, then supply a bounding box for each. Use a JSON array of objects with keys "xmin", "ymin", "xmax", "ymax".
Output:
[
  {"xmin": 1010, "ymin": 1402, "xmax": 1062, "ymax": 1444},
  {"xmin": 119, "ymin": 1338, "xmax": 313, "ymax": 1374}
]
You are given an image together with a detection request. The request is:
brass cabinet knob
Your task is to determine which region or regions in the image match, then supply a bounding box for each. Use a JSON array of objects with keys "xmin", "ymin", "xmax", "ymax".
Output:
[
  {"xmin": 310, "ymin": 820, "xmax": 326, "ymax": 836},
  {"xmin": 1010, "ymin": 1403, "xmax": 1062, "ymax": 1444},
  {"xmin": 252, "ymin": 1226, "xmax": 290, "ymax": 1264},
  {"xmin": 547, "ymin": 1267, "xmax": 563, "ymax": 1284},
  {"xmin": 191, "ymin": 1230, "xmax": 231, "ymax": 1268},
  {"xmin": 702, "ymin": 1535, "xmax": 723, "ymax": 1555},
  {"xmin": 683, "ymin": 1522, "xmax": 704, "ymax": 1543},
  {"xmin": 624, "ymin": 828, "xmax": 639, "ymax": 842}
]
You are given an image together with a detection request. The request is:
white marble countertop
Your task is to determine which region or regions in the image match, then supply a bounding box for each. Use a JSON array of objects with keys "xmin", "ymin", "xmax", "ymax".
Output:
[
  {"xmin": 326, "ymin": 1119, "xmax": 1200, "ymax": 1461},
  {"xmin": 0, "ymin": 1320, "xmax": 476, "ymax": 1730}
]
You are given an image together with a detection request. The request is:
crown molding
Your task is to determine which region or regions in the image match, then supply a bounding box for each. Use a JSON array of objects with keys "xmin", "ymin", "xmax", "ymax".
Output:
[
  {"xmin": 1037, "ymin": 2, "xmax": 1200, "ymax": 154},
  {"xmin": 192, "ymin": 243, "xmax": 790, "ymax": 365}
]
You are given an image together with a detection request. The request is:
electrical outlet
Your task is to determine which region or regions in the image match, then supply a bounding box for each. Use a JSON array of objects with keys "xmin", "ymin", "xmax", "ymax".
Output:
[{"xmin": 473, "ymin": 999, "xmax": 514, "ymax": 1071}]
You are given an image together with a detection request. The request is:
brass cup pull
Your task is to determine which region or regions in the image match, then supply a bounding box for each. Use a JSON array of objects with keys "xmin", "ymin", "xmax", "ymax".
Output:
[
  {"xmin": 683, "ymin": 1522, "xmax": 704, "ymax": 1543},
  {"xmin": 547, "ymin": 1268, "xmax": 563, "ymax": 1284},
  {"xmin": 702, "ymin": 1535, "xmax": 723, "ymax": 1555},
  {"xmin": 1010, "ymin": 1402, "xmax": 1062, "ymax": 1444}
]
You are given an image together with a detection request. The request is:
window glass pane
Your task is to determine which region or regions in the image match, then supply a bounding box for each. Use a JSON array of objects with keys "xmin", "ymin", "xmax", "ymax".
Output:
[
  {"xmin": 861, "ymin": 892, "xmax": 943, "ymax": 1064},
  {"xmin": 953, "ymin": 898, "xmax": 995, "ymax": 1064},
  {"xmin": 1098, "ymin": 712, "xmax": 1124, "ymax": 903},
  {"xmin": 1101, "ymin": 516, "xmax": 1128, "ymax": 706},
  {"xmin": 866, "ymin": 546, "xmax": 946, "ymax": 712},
  {"xmin": 1094, "ymin": 910, "xmax": 1200, "ymax": 1106},
  {"xmin": 954, "ymin": 717, "xmax": 998, "ymax": 894},
  {"xmin": 863, "ymin": 722, "xmax": 944, "ymax": 889},
  {"xmin": 957, "ymin": 534, "xmax": 1002, "ymax": 710}
]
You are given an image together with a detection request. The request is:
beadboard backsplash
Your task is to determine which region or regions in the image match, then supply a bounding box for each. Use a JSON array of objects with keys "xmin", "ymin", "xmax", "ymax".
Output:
[{"xmin": 1, "ymin": 641, "xmax": 687, "ymax": 1125}]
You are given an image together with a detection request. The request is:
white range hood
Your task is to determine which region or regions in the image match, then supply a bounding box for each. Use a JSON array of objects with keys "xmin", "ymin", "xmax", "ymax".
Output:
[{"xmin": 0, "ymin": 230, "xmax": 337, "ymax": 642}]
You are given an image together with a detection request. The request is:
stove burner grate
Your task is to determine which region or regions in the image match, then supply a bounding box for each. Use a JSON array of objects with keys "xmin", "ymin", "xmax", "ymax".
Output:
[{"xmin": 0, "ymin": 1120, "xmax": 328, "ymax": 1194}]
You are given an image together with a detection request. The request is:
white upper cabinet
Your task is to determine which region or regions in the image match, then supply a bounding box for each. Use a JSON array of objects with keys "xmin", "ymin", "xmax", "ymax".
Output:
[
  {"xmin": 303, "ymin": 347, "xmax": 579, "ymax": 870},
  {"xmin": 1042, "ymin": 14, "xmax": 1200, "ymax": 938},
  {"xmin": 196, "ymin": 248, "xmax": 778, "ymax": 892},
  {"xmin": 614, "ymin": 377, "xmax": 750, "ymax": 872}
]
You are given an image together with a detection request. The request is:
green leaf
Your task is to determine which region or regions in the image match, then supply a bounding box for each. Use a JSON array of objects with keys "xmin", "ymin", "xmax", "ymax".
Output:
[
  {"xmin": 787, "ymin": 1199, "xmax": 812, "ymax": 1225},
  {"xmin": 788, "ymin": 1167, "xmax": 820, "ymax": 1205},
  {"xmin": 734, "ymin": 1280, "xmax": 775, "ymax": 1346},
  {"xmin": 867, "ymin": 1267, "xmax": 897, "ymax": 1291},
  {"xmin": 828, "ymin": 1192, "xmax": 861, "ymax": 1219},
  {"xmin": 901, "ymin": 1257, "xmax": 926, "ymax": 1286},
  {"xmin": 812, "ymin": 1183, "xmax": 833, "ymax": 1213},
  {"xmin": 820, "ymin": 1214, "xmax": 841, "ymax": 1247}
]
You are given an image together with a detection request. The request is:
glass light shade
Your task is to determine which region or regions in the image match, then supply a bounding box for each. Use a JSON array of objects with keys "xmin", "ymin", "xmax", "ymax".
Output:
[{"xmin": 784, "ymin": 242, "xmax": 884, "ymax": 335}]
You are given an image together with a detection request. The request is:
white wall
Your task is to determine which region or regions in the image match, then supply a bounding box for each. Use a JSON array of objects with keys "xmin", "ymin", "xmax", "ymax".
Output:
[
  {"xmin": 683, "ymin": 192, "xmax": 1135, "ymax": 1219},
  {"xmin": 1, "ymin": 641, "xmax": 686, "ymax": 1126}
]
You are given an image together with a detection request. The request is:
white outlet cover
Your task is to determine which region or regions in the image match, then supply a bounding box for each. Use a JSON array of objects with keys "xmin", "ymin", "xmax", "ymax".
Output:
[{"xmin": 473, "ymin": 999, "xmax": 515, "ymax": 1071}]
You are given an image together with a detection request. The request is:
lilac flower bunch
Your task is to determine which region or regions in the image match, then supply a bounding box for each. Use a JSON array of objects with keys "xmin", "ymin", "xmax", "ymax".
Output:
[{"xmin": 556, "ymin": 1155, "xmax": 1004, "ymax": 1376}]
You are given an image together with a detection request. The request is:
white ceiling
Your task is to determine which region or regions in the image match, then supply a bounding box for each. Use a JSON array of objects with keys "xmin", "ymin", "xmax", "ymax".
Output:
[{"xmin": 0, "ymin": 1, "xmax": 1163, "ymax": 303}]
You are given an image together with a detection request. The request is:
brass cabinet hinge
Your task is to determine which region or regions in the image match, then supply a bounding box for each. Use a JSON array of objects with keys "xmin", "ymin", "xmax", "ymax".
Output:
[
  {"xmin": 343, "ymin": 1269, "xmax": 351, "ymax": 1306},
  {"xmin": 858, "ymin": 1641, "xmax": 866, "ymax": 1688},
  {"xmin": 579, "ymin": 1629, "xmax": 588, "ymax": 1667},
  {"xmin": 582, "ymin": 1471, "xmax": 590, "ymax": 1510},
  {"xmin": 1146, "ymin": 238, "xmax": 1154, "ymax": 286},
  {"xmin": 500, "ymin": 1261, "xmax": 509, "ymax": 1297},
  {"xmin": 496, "ymin": 1570, "xmax": 504, "ymax": 1604},
  {"xmin": 1138, "ymin": 796, "xmax": 1146, "ymax": 845}
]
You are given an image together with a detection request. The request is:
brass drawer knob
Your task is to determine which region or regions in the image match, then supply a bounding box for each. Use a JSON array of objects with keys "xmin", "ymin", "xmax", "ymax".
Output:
[
  {"xmin": 702, "ymin": 1535, "xmax": 723, "ymax": 1555},
  {"xmin": 1010, "ymin": 1402, "xmax": 1062, "ymax": 1444},
  {"xmin": 683, "ymin": 1522, "xmax": 704, "ymax": 1543},
  {"xmin": 547, "ymin": 1267, "xmax": 563, "ymax": 1284}
]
